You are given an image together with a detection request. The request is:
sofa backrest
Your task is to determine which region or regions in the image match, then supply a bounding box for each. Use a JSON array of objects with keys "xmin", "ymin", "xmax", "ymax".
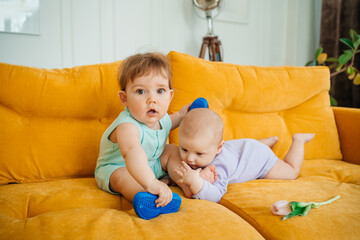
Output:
[
  {"xmin": 168, "ymin": 51, "xmax": 342, "ymax": 161},
  {"xmin": 0, "ymin": 62, "xmax": 123, "ymax": 184},
  {"xmin": 0, "ymin": 52, "xmax": 343, "ymax": 185}
]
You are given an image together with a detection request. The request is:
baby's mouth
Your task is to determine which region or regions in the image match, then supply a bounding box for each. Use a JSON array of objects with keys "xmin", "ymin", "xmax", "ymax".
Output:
[
  {"xmin": 147, "ymin": 109, "xmax": 157, "ymax": 114},
  {"xmin": 189, "ymin": 164, "xmax": 197, "ymax": 169}
]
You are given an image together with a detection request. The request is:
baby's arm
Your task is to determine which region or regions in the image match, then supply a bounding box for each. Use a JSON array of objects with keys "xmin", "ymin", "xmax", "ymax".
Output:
[
  {"xmin": 116, "ymin": 123, "xmax": 172, "ymax": 207},
  {"xmin": 175, "ymin": 161, "xmax": 204, "ymax": 195},
  {"xmin": 169, "ymin": 103, "xmax": 191, "ymax": 130},
  {"xmin": 175, "ymin": 161, "xmax": 227, "ymax": 202},
  {"xmin": 175, "ymin": 163, "xmax": 218, "ymax": 195}
]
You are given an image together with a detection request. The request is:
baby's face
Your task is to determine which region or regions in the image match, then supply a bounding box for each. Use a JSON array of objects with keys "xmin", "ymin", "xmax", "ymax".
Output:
[
  {"xmin": 119, "ymin": 71, "xmax": 173, "ymax": 130},
  {"xmin": 179, "ymin": 132, "xmax": 222, "ymax": 169}
]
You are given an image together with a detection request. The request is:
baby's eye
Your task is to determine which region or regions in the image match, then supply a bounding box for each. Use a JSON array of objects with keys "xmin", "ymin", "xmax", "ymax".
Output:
[
  {"xmin": 196, "ymin": 153, "xmax": 203, "ymax": 156},
  {"xmin": 181, "ymin": 148, "xmax": 188, "ymax": 152},
  {"xmin": 157, "ymin": 88, "xmax": 165, "ymax": 94},
  {"xmin": 136, "ymin": 89, "xmax": 145, "ymax": 94}
]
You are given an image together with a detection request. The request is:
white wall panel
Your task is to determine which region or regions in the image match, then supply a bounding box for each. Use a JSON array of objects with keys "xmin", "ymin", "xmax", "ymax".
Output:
[
  {"xmin": 0, "ymin": 0, "xmax": 322, "ymax": 69},
  {"xmin": 114, "ymin": 0, "xmax": 153, "ymax": 59},
  {"xmin": 99, "ymin": 0, "xmax": 115, "ymax": 63},
  {"xmin": 0, "ymin": 0, "xmax": 63, "ymax": 69},
  {"xmin": 71, "ymin": 0, "xmax": 101, "ymax": 66},
  {"xmin": 60, "ymin": 0, "xmax": 73, "ymax": 68}
]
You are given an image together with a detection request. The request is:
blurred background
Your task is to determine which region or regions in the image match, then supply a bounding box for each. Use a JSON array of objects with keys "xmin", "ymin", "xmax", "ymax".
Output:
[
  {"xmin": 0, "ymin": 0, "xmax": 359, "ymax": 107},
  {"xmin": 0, "ymin": 0, "xmax": 321, "ymax": 68}
]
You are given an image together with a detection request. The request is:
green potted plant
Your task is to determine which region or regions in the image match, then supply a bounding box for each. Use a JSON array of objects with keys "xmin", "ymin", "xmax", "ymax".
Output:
[{"xmin": 306, "ymin": 29, "xmax": 360, "ymax": 106}]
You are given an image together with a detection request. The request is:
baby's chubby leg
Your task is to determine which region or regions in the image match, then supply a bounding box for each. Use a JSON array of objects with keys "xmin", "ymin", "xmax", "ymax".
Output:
[
  {"xmin": 264, "ymin": 133, "xmax": 315, "ymax": 180},
  {"xmin": 258, "ymin": 136, "xmax": 279, "ymax": 148},
  {"xmin": 109, "ymin": 167, "xmax": 145, "ymax": 201},
  {"xmin": 109, "ymin": 145, "xmax": 178, "ymax": 205}
]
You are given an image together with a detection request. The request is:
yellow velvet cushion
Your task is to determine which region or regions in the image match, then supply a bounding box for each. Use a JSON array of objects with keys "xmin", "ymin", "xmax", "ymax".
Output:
[
  {"xmin": 0, "ymin": 62, "xmax": 123, "ymax": 184},
  {"xmin": 168, "ymin": 51, "xmax": 342, "ymax": 161},
  {"xmin": 332, "ymin": 107, "xmax": 360, "ymax": 165},
  {"xmin": 0, "ymin": 179, "xmax": 264, "ymax": 240},
  {"xmin": 219, "ymin": 160, "xmax": 360, "ymax": 240}
]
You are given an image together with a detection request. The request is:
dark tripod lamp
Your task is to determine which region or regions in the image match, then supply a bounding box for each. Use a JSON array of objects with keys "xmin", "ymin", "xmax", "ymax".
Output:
[{"xmin": 193, "ymin": 0, "xmax": 223, "ymax": 61}]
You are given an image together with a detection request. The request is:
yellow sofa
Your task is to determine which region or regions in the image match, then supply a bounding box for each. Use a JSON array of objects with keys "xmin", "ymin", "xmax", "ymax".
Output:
[{"xmin": 1, "ymin": 51, "xmax": 359, "ymax": 240}]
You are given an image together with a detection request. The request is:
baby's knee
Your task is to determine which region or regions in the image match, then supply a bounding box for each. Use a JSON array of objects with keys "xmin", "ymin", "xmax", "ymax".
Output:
[
  {"xmin": 265, "ymin": 161, "xmax": 300, "ymax": 180},
  {"xmin": 287, "ymin": 169, "xmax": 299, "ymax": 180}
]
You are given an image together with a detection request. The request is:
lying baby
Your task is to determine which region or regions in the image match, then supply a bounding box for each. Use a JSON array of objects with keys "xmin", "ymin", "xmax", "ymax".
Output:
[{"xmin": 171, "ymin": 108, "xmax": 314, "ymax": 203}]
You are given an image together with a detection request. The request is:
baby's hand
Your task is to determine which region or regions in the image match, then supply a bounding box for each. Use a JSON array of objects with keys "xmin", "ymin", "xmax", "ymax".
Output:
[
  {"xmin": 180, "ymin": 103, "xmax": 192, "ymax": 116},
  {"xmin": 175, "ymin": 161, "xmax": 205, "ymax": 195},
  {"xmin": 200, "ymin": 165, "xmax": 217, "ymax": 183},
  {"xmin": 146, "ymin": 179, "xmax": 173, "ymax": 208},
  {"xmin": 175, "ymin": 161, "xmax": 202, "ymax": 186}
]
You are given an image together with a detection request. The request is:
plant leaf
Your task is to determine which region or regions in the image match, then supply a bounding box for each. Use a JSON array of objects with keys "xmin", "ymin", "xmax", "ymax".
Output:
[
  {"xmin": 290, "ymin": 201, "xmax": 310, "ymax": 209},
  {"xmin": 347, "ymin": 66, "xmax": 355, "ymax": 75},
  {"xmin": 330, "ymin": 97, "xmax": 337, "ymax": 106},
  {"xmin": 340, "ymin": 38, "xmax": 354, "ymax": 49},
  {"xmin": 354, "ymin": 74, "xmax": 360, "ymax": 85},
  {"xmin": 338, "ymin": 51, "xmax": 353, "ymax": 65},
  {"xmin": 350, "ymin": 29, "xmax": 359, "ymax": 42},
  {"xmin": 283, "ymin": 205, "xmax": 312, "ymax": 220},
  {"xmin": 305, "ymin": 60, "xmax": 316, "ymax": 66},
  {"xmin": 314, "ymin": 47, "xmax": 323, "ymax": 59},
  {"xmin": 317, "ymin": 53, "xmax": 327, "ymax": 64},
  {"xmin": 354, "ymin": 38, "xmax": 360, "ymax": 49},
  {"xmin": 283, "ymin": 207, "xmax": 304, "ymax": 220},
  {"xmin": 348, "ymin": 73, "xmax": 355, "ymax": 80},
  {"xmin": 336, "ymin": 64, "xmax": 343, "ymax": 71},
  {"xmin": 301, "ymin": 205, "xmax": 313, "ymax": 216}
]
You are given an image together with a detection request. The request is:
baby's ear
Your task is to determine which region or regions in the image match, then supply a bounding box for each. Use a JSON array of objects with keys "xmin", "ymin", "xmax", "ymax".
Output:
[
  {"xmin": 118, "ymin": 91, "xmax": 127, "ymax": 106},
  {"xmin": 216, "ymin": 140, "xmax": 225, "ymax": 154},
  {"xmin": 169, "ymin": 89, "xmax": 174, "ymax": 101}
]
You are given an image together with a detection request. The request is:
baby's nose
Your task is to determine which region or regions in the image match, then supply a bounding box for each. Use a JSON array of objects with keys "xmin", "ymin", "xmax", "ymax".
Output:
[
  {"xmin": 187, "ymin": 154, "xmax": 196, "ymax": 163},
  {"xmin": 147, "ymin": 92, "xmax": 157, "ymax": 103}
]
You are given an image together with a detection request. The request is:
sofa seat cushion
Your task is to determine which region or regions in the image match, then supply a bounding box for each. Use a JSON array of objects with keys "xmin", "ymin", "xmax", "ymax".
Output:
[
  {"xmin": 219, "ymin": 160, "xmax": 360, "ymax": 240},
  {"xmin": 0, "ymin": 178, "xmax": 265, "ymax": 240}
]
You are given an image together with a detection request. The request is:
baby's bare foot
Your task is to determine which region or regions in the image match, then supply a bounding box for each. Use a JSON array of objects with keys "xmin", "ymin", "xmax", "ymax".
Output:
[
  {"xmin": 293, "ymin": 133, "xmax": 315, "ymax": 143},
  {"xmin": 208, "ymin": 165, "xmax": 217, "ymax": 181},
  {"xmin": 260, "ymin": 136, "xmax": 279, "ymax": 148},
  {"xmin": 200, "ymin": 165, "xmax": 217, "ymax": 183},
  {"xmin": 267, "ymin": 136, "xmax": 279, "ymax": 148}
]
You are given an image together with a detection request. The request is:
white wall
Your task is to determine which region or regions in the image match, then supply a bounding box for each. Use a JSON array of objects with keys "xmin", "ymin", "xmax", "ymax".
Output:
[{"xmin": 0, "ymin": 0, "xmax": 322, "ymax": 69}]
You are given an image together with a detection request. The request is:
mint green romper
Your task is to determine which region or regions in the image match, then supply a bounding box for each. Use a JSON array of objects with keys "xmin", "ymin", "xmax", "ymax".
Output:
[{"xmin": 95, "ymin": 107, "xmax": 172, "ymax": 194}]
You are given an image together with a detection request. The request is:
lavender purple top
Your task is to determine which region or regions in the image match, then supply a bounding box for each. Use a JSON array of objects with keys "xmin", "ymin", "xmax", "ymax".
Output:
[{"xmin": 193, "ymin": 139, "xmax": 278, "ymax": 203}]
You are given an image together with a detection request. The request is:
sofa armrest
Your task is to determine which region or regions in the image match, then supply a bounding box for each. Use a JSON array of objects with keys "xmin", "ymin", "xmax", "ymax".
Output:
[{"xmin": 332, "ymin": 107, "xmax": 360, "ymax": 165}]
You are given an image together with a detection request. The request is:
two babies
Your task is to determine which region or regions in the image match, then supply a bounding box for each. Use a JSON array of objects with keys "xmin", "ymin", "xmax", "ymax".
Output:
[{"xmin": 95, "ymin": 52, "xmax": 314, "ymax": 219}]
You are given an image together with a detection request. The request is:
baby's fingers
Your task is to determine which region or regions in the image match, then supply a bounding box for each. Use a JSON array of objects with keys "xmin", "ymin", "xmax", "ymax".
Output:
[
  {"xmin": 181, "ymin": 161, "xmax": 191, "ymax": 170},
  {"xmin": 155, "ymin": 190, "xmax": 172, "ymax": 207},
  {"xmin": 175, "ymin": 168, "xmax": 184, "ymax": 174},
  {"xmin": 175, "ymin": 169, "xmax": 184, "ymax": 176},
  {"xmin": 155, "ymin": 192, "xmax": 165, "ymax": 207}
]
